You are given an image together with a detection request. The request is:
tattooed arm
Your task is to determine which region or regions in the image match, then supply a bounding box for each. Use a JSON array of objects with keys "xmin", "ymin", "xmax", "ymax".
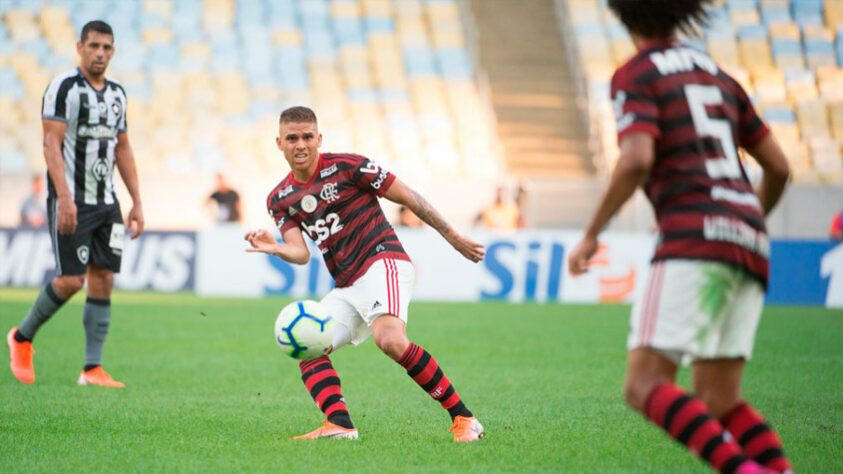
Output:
[{"xmin": 384, "ymin": 178, "xmax": 485, "ymax": 262}]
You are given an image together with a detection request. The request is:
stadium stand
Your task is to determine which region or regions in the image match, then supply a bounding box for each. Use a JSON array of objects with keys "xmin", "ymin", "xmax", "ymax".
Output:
[
  {"xmin": 0, "ymin": 0, "xmax": 502, "ymax": 182},
  {"xmin": 558, "ymin": 0, "xmax": 843, "ymax": 184}
]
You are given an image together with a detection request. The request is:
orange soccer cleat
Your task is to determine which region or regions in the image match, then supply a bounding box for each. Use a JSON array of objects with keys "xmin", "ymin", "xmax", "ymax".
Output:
[
  {"xmin": 7, "ymin": 327, "xmax": 35, "ymax": 384},
  {"xmin": 78, "ymin": 366, "xmax": 125, "ymax": 388},
  {"xmin": 292, "ymin": 420, "xmax": 359, "ymax": 440},
  {"xmin": 450, "ymin": 416, "xmax": 485, "ymax": 442}
]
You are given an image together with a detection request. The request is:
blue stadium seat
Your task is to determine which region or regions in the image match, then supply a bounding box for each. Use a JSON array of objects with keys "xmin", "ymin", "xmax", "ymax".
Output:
[
  {"xmin": 365, "ymin": 17, "xmax": 395, "ymax": 34},
  {"xmin": 436, "ymin": 48, "xmax": 472, "ymax": 79},
  {"xmin": 738, "ymin": 24, "xmax": 768, "ymax": 39},
  {"xmin": 761, "ymin": 7, "xmax": 791, "ymax": 26},
  {"xmin": 771, "ymin": 38, "xmax": 802, "ymax": 56},
  {"xmin": 334, "ymin": 18, "xmax": 366, "ymax": 45},
  {"xmin": 403, "ymin": 46, "xmax": 436, "ymax": 77},
  {"xmin": 764, "ymin": 104, "xmax": 797, "ymax": 124}
]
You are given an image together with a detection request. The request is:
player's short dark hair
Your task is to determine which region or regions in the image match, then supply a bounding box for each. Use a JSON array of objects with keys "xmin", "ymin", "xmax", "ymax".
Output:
[
  {"xmin": 279, "ymin": 106, "xmax": 318, "ymax": 125},
  {"xmin": 608, "ymin": 0, "xmax": 712, "ymax": 39},
  {"xmin": 80, "ymin": 20, "xmax": 114, "ymax": 44}
]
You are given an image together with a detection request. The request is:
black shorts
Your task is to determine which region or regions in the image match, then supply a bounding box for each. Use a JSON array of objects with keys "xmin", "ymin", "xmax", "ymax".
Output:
[{"xmin": 48, "ymin": 199, "xmax": 124, "ymax": 276}]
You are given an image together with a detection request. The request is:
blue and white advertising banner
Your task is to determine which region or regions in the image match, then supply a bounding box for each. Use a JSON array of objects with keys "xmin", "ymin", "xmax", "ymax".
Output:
[
  {"xmin": 0, "ymin": 228, "xmax": 196, "ymax": 292},
  {"xmin": 2, "ymin": 227, "xmax": 840, "ymax": 307}
]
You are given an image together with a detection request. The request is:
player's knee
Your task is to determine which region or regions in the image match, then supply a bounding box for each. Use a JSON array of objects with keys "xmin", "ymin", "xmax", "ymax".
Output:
[
  {"xmin": 374, "ymin": 331, "xmax": 408, "ymax": 360},
  {"xmin": 56, "ymin": 275, "xmax": 85, "ymax": 296},
  {"xmin": 624, "ymin": 377, "xmax": 658, "ymax": 413},
  {"xmin": 694, "ymin": 387, "xmax": 740, "ymax": 419}
]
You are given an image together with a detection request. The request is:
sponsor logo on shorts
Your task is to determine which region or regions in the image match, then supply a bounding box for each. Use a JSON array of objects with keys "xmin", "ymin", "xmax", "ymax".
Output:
[
  {"xmin": 376, "ymin": 244, "xmax": 385, "ymax": 252},
  {"xmin": 77, "ymin": 245, "xmax": 89, "ymax": 264}
]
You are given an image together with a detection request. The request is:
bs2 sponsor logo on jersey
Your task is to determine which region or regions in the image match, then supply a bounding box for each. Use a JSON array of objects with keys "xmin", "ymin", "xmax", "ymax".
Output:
[{"xmin": 301, "ymin": 213, "xmax": 343, "ymax": 246}]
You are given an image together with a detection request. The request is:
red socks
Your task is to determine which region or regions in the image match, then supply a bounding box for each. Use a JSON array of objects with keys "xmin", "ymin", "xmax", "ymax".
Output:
[
  {"xmin": 299, "ymin": 356, "xmax": 353, "ymax": 429},
  {"xmin": 720, "ymin": 402, "xmax": 792, "ymax": 473},
  {"xmin": 645, "ymin": 383, "xmax": 749, "ymax": 473},
  {"xmin": 398, "ymin": 342, "xmax": 472, "ymax": 420}
]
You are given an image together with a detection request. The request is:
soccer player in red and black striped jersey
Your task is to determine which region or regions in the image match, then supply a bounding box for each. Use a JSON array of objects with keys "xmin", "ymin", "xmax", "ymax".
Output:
[
  {"xmin": 245, "ymin": 106, "xmax": 486, "ymax": 442},
  {"xmin": 568, "ymin": 1, "xmax": 792, "ymax": 473}
]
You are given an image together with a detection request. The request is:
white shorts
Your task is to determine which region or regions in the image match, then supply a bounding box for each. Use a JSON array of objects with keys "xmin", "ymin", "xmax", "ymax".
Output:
[
  {"xmin": 320, "ymin": 258, "xmax": 415, "ymax": 349},
  {"xmin": 628, "ymin": 259, "xmax": 765, "ymax": 365}
]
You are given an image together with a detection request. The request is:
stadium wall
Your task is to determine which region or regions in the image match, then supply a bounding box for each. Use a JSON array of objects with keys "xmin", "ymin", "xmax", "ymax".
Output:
[{"xmin": 1, "ymin": 227, "xmax": 839, "ymax": 308}]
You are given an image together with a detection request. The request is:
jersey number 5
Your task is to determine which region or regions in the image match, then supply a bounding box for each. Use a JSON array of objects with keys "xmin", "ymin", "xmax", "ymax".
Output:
[{"xmin": 684, "ymin": 84, "xmax": 743, "ymax": 180}]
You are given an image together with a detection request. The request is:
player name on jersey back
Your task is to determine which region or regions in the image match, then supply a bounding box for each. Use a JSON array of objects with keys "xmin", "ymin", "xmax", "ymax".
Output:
[{"xmin": 611, "ymin": 42, "xmax": 771, "ymax": 285}]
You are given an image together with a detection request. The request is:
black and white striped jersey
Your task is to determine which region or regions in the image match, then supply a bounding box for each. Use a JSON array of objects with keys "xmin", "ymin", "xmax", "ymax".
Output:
[{"xmin": 41, "ymin": 67, "xmax": 128, "ymax": 206}]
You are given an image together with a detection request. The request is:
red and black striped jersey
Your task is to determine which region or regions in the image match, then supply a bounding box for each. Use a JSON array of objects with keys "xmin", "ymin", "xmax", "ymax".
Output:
[
  {"xmin": 611, "ymin": 40, "xmax": 771, "ymax": 285},
  {"xmin": 267, "ymin": 153, "xmax": 410, "ymax": 288}
]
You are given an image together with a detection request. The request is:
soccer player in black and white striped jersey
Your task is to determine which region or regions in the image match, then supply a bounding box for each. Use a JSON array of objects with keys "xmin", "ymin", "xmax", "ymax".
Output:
[{"xmin": 7, "ymin": 20, "xmax": 144, "ymax": 388}]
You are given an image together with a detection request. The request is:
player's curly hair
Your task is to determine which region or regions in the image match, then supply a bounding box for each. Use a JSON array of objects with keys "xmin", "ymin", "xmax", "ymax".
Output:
[
  {"xmin": 279, "ymin": 106, "xmax": 318, "ymax": 125},
  {"xmin": 607, "ymin": 0, "xmax": 713, "ymax": 39}
]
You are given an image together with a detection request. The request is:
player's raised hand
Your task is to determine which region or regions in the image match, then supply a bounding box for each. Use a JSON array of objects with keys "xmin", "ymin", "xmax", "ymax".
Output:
[
  {"xmin": 568, "ymin": 234, "xmax": 598, "ymax": 275},
  {"xmin": 126, "ymin": 204, "xmax": 144, "ymax": 239},
  {"xmin": 450, "ymin": 234, "xmax": 485, "ymax": 263},
  {"xmin": 244, "ymin": 229, "xmax": 279, "ymax": 254}
]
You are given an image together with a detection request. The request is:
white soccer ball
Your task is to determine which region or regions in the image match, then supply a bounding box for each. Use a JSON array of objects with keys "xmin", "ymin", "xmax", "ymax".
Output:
[{"xmin": 274, "ymin": 300, "xmax": 335, "ymax": 360}]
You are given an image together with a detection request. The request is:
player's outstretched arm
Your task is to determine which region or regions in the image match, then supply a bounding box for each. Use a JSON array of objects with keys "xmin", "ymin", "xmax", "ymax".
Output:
[
  {"xmin": 115, "ymin": 132, "xmax": 144, "ymax": 239},
  {"xmin": 569, "ymin": 132, "xmax": 654, "ymax": 275},
  {"xmin": 43, "ymin": 118, "xmax": 76, "ymax": 234},
  {"xmin": 744, "ymin": 134, "xmax": 790, "ymax": 215},
  {"xmin": 245, "ymin": 227, "xmax": 310, "ymax": 265},
  {"xmin": 384, "ymin": 178, "xmax": 485, "ymax": 263}
]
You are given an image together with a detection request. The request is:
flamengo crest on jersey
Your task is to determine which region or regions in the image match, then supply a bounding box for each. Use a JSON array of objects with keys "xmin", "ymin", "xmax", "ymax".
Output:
[
  {"xmin": 266, "ymin": 153, "xmax": 410, "ymax": 287},
  {"xmin": 611, "ymin": 42, "xmax": 771, "ymax": 285},
  {"xmin": 42, "ymin": 68, "xmax": 128, "ymax": 206}
]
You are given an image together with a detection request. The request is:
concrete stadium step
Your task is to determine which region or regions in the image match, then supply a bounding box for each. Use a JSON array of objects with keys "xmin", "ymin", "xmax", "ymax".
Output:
[{"xmin": 466, "ymin": 0, "xmax": 592, "ymax": 179}]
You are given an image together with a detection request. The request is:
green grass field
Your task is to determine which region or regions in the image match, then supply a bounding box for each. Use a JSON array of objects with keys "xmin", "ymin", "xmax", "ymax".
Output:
[{"xmin": 1, "ymin": 287, "xmax": 840, "ymax": 473}]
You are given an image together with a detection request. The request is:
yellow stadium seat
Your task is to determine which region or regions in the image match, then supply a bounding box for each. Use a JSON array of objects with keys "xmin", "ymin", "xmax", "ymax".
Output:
[
  {"xmin": 426, "ymin": 1, "xmax": 459, "ymax": 23},
  {"xmin": 181, "ymin": 42, "xmax": 211, "ymax": 61},
  {"xmin": 272, "ymin": 29, "xmax": 302, "ymax": 47},
  {"xmin": 730, "ymin": 9, "xmax": 760, "ymax": 27},
  {"xmin": 202, "ymin": 0, "xmax": 234, "ymax": 31},
  {"xmin": 143, "ymin": 27, "xmax": 173, "ymax": 45},
  {"xmin": 362, "ymin": 0, "xmax": 393, "ymax": 17},
  {"xmin": 708, "ymin": 38, "xmax": 741, "ymax": 69},
  {"xmin": 143, "ymin": 0, "xmax": 173, "ymax": 17},
  {"xmin": 796, "ymin": 100, "xmax": 830, "ymax": 140},
  {"xmin": 769, "ymin": 22, "xmax": 800, "ymax": 40},
  {"xmin": 739, "ymin": 40, "xmax": 772, "ymax": 68},
  {"xmin": 828, "ymin": 102, "xmax": 843, "ymax": 142},
  {"xmin": 331, "ymin": 1, "xmax": 361, "ymax": 18}
]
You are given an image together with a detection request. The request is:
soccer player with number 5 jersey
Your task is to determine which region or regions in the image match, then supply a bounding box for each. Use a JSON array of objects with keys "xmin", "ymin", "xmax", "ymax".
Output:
[
  {"xmin": 569, "ymin": 1, "xmax": 792, "ymax": 473},
  {"xmin": 245, "ymin": 106, "xmax": 486, "ymax": 442}
]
